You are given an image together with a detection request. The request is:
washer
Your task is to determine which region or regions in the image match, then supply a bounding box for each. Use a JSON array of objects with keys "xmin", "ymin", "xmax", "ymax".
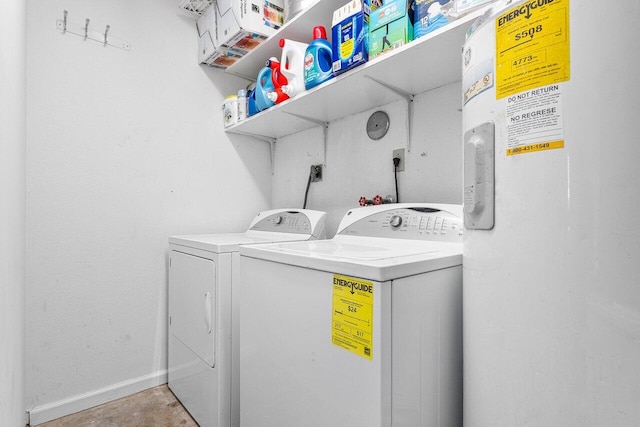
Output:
[
  {"xmin": 239, "ymin": 203, "xmax": 463, "ymax": 427},
  {"xmin": 168, "ymin": 209, "xmax": 326, "ymax": 427}
]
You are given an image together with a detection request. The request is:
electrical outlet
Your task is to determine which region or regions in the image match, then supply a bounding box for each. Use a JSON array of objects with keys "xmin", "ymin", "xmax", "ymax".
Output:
[
  {"xmin": 392, "ymin": 148, "xmax": 405, "ymax": 172},
  {"xmin": 310, "ymin": 164, "xmax": 323, "ymax": 182}
]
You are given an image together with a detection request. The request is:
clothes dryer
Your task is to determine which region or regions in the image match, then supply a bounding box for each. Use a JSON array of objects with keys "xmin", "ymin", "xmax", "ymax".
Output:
[
  {"xmin": 168, "ymin": 209, "xmax": 326, "ymax": 427},
  {"xmin": 239, "ymin": 204, "xmax": 463, "ymax": 427}
]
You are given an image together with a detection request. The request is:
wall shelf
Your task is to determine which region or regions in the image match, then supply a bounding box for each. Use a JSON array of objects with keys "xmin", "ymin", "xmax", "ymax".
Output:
[{"xmin": 225, "ymin": 5, "xmax": 489, "ymax": 141}]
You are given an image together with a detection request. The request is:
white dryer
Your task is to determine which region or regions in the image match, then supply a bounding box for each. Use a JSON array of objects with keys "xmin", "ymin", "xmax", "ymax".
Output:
[
  {"xmin": 239, "ymin": 203, "xmax": 463, "ymax": 427},
  {"xmin": 167, "ymin": 209, "xmax": 326, "ymax": 427}
]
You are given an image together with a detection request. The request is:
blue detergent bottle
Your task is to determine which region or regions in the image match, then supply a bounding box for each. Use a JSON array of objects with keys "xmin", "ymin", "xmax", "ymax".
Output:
[
  {"xmin": 254, "ymin": 64, "xmax": 276, "ymax": 112},
  {"xmin": 304, "ymin": 26, "xmax": 334, "ymax": 90},
  {"xmin": 247, "ymin": 88, "xmax": 259, "ymax": 116}
]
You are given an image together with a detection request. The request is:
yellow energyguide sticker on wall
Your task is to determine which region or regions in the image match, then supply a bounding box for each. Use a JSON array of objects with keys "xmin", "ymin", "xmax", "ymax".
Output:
[
  {"xmin": 495, "ymin": 0, "xmax": 570, "ymax": 99},
  {"xmin": 332, "ymin": 274, "xmax": 373, "ymax": 360}
]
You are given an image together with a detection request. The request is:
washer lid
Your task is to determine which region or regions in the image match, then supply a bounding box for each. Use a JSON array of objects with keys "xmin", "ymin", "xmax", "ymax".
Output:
[{"xmin": 239, "ymin": 235, "xmax": 461, "ymax": 282}]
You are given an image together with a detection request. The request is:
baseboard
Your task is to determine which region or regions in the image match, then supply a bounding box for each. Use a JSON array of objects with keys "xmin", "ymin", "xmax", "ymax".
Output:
[{"xmin": 28, "ymin": 370, "xmax": 168, "ymax": 426}]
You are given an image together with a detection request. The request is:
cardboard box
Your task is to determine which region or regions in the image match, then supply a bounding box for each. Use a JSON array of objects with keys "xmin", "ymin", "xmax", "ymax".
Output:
[
  {"xmin": 196, "ymin": 5, "xmax": 218, "ymax": 64},
  {"xmin": 196, "ymin": 4, "xmax": 245, "ymax": 68},
  {"xmin": 369, "ymin": 0, "xmax": 414, "ymax": 58},
  {"xmin": 196, "ymin": 0, "xmax": 284, "ymax": 68},
  {"xmin": 454, "ymin": 0, "xmax": 493, "ymax": 15},
  {"xmin": 413, "ymin": 0, "xmax": 450, "ymax": 39},
  {"xmin": 216, "ymin": 0, "xmax": 284, "ymax": 55},
  {"xmin": 331, "ymin": 0, "xmax": 370, "ymax": 76}
]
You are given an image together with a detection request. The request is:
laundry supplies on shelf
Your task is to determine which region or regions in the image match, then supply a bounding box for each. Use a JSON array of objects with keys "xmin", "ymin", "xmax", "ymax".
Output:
[
  {"xmin": 304, "ymin": 26, "xmax": 334, "ymax": 90},
  {"xmin": 332, "ymin": 0, "xmax": 370, "ymax": 75},
  {"xmin": 369, "ymin": 0, "xmax": 414, "ymax": 58},
  {"xmin": 254, "ymin": 57, "xmax": 289, "ymax": 112},
  {"xmin": 414, "ymin": 0, "xmax": 452, "ymax": 39},
  {"xmin": 279, "ymin": 38, "xmax": 309, "ymax": 98},
  {"xmin": 222, "ymin": 94, "xmax": 239, "ymax": 127}
]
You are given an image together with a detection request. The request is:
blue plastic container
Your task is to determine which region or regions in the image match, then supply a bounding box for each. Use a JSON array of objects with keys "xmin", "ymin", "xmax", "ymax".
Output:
[
  {"xmin": 255, "ymin": 64, "xmax": 276, "ymax": 112},
  {"xmin": 247, "ymin": 88, "xmax": 259, "ymax": 116},
  {"xmin": 304, "ymin": 26, "xmax": 334, "ymax": 90}
]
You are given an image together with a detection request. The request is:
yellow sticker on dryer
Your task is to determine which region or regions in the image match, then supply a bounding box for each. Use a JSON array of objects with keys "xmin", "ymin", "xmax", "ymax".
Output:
[
  {"xmin": 495, "ymin": 0, "xmax": 570, "ymax": 99},
  {"xmin": 332, "ymin": 274, "xmax": 373, "ymax": 360}
]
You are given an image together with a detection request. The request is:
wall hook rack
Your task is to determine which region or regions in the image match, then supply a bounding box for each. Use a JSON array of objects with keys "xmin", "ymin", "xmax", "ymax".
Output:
[{"xmin": 56, "ymin": 10, "xmax": 131, "ymax": 51}]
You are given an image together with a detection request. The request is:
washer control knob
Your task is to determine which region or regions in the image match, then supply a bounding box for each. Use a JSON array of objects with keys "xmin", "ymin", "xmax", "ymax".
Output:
[
  {"xmin": 274, "ymin": 215, "xmax": 283, "ymax": 225},
  {"xmin": 390, "ymin": 215, "xmax": 403, "ymax": 228}
]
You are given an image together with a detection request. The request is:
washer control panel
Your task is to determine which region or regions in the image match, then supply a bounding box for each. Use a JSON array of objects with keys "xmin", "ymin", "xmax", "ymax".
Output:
[
  {"xmin": 250, "ymin": 211, "xmax": 313, "ymax": 234},
  {"xmin": 339, "ymin": 206, "xmax": 463, "ymax": 241}
]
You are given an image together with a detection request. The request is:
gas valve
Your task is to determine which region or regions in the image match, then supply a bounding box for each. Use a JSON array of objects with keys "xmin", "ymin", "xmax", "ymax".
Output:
[{"xmin": 358, "ymin": 195, "xmax": 394, "ymax": 206}]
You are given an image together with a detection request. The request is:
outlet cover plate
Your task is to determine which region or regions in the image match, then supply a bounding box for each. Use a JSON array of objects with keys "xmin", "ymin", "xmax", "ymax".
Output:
[
  {"xmin": 392, "ymin": 148, "xmax": 405, "ymax": 172},
  {"xmin": 311, "ymin": 164, "xmax": 323, "ymax": 182}
]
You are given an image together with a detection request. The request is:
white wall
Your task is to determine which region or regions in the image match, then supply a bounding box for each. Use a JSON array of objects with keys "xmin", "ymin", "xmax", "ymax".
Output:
[
  {"xmin": 0, "ymin": 1, "xmax": 26, "ymax": 426},
  {"xmin": 272, "ymin": 82, "xmax": 463, "ymax": 236},
  {"xmin": 25, "ymin": 0, "xmax": 270, "ymax": 423}
]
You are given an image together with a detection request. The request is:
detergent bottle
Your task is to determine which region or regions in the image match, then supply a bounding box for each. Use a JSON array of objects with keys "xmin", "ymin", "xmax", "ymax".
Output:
[
  {"xmin": 266, "ymin": 57, "xmax": 290, "ymax": 105},
  {"xmin": 254, "ymin": 64, "xmax": 275, "ymax": 112},
  {"xmin": 279, "ymin": 38, "xmax": 308, "ymax": 98},
  {"xmin": 255, "ymin": 57, "xmax": 289, "ymax": 111},
  {"xmin": 247, "ymin": 88, "xmax": 259, "ymax": 116},
  {"xmin": 304, "ymin": 26, "xmax": 334, "ymax": 90}
]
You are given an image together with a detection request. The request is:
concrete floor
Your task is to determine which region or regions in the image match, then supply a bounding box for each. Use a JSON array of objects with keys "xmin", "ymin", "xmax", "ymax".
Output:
[{"xmin": 34, "ymin": 385, "xmax": 198, "ymax": 426}]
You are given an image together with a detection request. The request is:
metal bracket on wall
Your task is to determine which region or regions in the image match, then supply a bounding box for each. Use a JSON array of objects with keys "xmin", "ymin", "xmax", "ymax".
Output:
[
  {"xmin": 364, "ymin": 75, "xmax": 414, "ymax": 152},
  {"xmin": 282, "ymin": 112, "xmax": 329, "ymax": 166},
  {"xmin": 56, "ymin": 10, "xmax": 131, "ymax": 51},
  {"xmin": 228, "ymin": 130, "xmax": 277, "ymax": 174}
]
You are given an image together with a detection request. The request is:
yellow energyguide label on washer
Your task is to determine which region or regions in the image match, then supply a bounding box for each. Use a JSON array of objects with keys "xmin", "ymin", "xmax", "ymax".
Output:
[
  {"xmin": 495, "ymin": 0, "xmax": 570, "ymax": 99},
  {"xmin": 332, "ymin": 274, "xmax": 373, "ymax": 360}
]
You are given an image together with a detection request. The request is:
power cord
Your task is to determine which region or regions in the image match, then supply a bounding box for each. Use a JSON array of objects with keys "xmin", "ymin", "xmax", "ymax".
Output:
[
  {"xmin": 393, "ymin": 156, "xmax": 401, "ymax": 203},
  {"xmin": 303, "ymin": 169, "xmax": 312, "ymax": 209},
  {"xmin": 303, "ymin": 165, "xmax": 320, "ymax": 209}
]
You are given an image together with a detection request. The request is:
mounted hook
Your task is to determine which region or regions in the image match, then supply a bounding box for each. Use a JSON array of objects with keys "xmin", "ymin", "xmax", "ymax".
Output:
[
  {"xmin": 103, "ymin": 25, "xmax": 110, "ymax": 47},
  {"xmin": 83, "ymin": 18, "xmax": 90, "ymax": 40},
  {"xmin": 62, "ymin": 10, "xmax": 68, "ymax": 34}
]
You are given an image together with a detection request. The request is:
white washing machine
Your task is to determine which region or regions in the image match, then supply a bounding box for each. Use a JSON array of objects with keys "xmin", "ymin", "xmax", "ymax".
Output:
[
  {"xmin": 239, "ymin": 203, "xmax": 463, "ymax": 427},
  {"xmin": 167, "ymin": 209, "xmax": 326, "ymax": 427}
]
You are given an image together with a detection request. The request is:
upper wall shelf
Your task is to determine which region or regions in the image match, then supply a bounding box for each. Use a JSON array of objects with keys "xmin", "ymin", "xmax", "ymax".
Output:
[{"xmin": 225, "ymin": 5, "xmax": 489, "ymax": 140}]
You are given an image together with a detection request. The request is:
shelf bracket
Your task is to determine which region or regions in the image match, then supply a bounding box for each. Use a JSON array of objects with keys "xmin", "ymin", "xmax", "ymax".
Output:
[
  {"xmin": 227, "ymin": 130, "xmax": 277, "ymax": 175},
  {"xmin": 282, "ymin": 112, "xmax": 329, "ymax": 166},
  {"xmin": 364, "ymin": 75, "xmax": 415, "ymax": 152}
]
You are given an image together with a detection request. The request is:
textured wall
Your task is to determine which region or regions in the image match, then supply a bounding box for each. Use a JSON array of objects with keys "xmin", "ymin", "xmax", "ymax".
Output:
[
  {"xmin": 25, "ymin": 0, "xmax": 270, "ymax": 423},
  {"xmin": 272, "ymin": 82, "xmax": 463, "ymax": 236}
]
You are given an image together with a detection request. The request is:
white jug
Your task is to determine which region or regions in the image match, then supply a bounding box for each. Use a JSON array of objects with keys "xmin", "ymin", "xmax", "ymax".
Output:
[{"xmin": 279, "ymin": 38, "xmax": 309, "ymax": 98}]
